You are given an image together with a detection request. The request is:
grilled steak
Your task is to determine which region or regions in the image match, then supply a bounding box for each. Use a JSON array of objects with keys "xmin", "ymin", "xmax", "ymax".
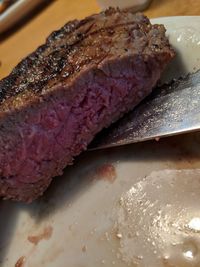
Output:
[{"xmin": 0, "ymin": 8, "xmax": 175, "ymax": 202}]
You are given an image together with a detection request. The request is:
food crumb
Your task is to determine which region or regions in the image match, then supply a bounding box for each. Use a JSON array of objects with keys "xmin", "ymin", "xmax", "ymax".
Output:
[
  {"xmin": 27, "ymin": 225, "xmax": 53, "ymax": 245},
  {"xmin": 90, "ymin": 230, "xmax": 94, "ymax": 235},
  {"xmin": 82, "ymin": 245, "xmax": 87, "ymax": 253},
  {"xmin": 116, "ymin": 233, "xmax": 122, "ymax": 239},
  {"xmin": 68, "ymin": 224, "xmax": 73, "ymax": 231},
  {"xmin": 105, "ymin": 232, "xmax": 110, "ymax": 241},
  {"xmin": 15, "ymin": 256, "xmax": 26, "ymax": 267},
  {"xmin": 116, "ymin": 253, "xmax": 121, "ymax": 259},
  {"xmin": 96, "ymin": 163, "xmax": 117, "ymax": 183}
]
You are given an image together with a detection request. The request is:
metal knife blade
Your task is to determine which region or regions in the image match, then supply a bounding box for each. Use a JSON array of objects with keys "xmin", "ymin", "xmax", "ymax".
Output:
[{"xmin": 89, "ymin": 70, "xmax": 200, "ymax": 150}]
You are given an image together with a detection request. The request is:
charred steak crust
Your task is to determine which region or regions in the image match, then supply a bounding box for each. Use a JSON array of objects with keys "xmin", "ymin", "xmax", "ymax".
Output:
[
  {"xmin": 0, "ymin": 9, "xmax": 172, "ymax": 104},
  {"xmin": 0, "ymin": 8, "xmax": 175, "ymax": 202}
]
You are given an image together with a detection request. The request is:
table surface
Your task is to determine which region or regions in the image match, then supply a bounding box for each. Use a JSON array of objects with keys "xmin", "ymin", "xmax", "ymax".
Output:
[{"xmin": 1, "ymin": 0, "xmax": 200, "ymax": 79}]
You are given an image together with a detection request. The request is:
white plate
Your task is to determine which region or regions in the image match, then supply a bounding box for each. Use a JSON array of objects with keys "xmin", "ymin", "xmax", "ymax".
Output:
[{"xmin": 1, "ymin": 16, "xmax": 200, "ymax": 267}]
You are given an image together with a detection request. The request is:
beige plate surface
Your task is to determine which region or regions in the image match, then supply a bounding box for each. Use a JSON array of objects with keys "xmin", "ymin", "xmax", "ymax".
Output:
[{"xmin": 1, "ymin": 16, "xmax": 200, "ymax": 267}]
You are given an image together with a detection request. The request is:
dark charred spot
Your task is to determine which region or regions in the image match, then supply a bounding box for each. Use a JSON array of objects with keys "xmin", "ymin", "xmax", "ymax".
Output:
[
  {"xmin": 76, "ymin": 32, "xmax": 85, "ymax": 40},
  {"xmin": 0, "ymin": 9, "xmax": 172, "ymax": 105},
  {"xmin": 107, "ymin": 28, "xmax": 114, "ymax": 35}
]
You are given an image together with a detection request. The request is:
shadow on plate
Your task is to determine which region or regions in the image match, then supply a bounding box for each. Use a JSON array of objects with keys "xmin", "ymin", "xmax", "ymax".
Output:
[
  {"xmin": 0, "ymin": 201, "xmax": 25, "ymax": 264},
  {"xmin": 161, "ymin": 47, "xmax": 189, "ymax": 83}
]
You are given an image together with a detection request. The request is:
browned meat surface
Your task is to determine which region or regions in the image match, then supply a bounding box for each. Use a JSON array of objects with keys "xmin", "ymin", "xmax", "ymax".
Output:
[{"xmin": 0, "ymin": 8, "xmax": 175, "ymax": 202}]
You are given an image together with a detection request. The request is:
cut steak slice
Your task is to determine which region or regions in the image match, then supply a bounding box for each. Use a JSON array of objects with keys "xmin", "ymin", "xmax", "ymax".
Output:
[{"xmin": 0, "ymin": 8, "xmax": 175, "ymax": 202}]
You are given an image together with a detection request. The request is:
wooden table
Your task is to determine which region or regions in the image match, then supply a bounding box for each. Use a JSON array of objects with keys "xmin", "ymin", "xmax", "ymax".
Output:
[{"xmin": 1, "ymin": 0, "xmax": 200, "ymax": 79}]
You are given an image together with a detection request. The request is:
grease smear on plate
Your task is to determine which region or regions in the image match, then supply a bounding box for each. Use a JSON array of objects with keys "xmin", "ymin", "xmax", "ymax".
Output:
[{"xmin": 116, "ymin": 169, "xmax": 200, "ymax": 267}]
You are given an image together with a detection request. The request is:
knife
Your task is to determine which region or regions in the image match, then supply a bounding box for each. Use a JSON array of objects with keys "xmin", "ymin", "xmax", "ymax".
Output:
[
  {"xmin": 89, "ymin": 70, "xmax": 200, "ymax": 150},
  {"xmin": 0, "ymin": 0, "xmax": 47, "ymax": 34}
]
